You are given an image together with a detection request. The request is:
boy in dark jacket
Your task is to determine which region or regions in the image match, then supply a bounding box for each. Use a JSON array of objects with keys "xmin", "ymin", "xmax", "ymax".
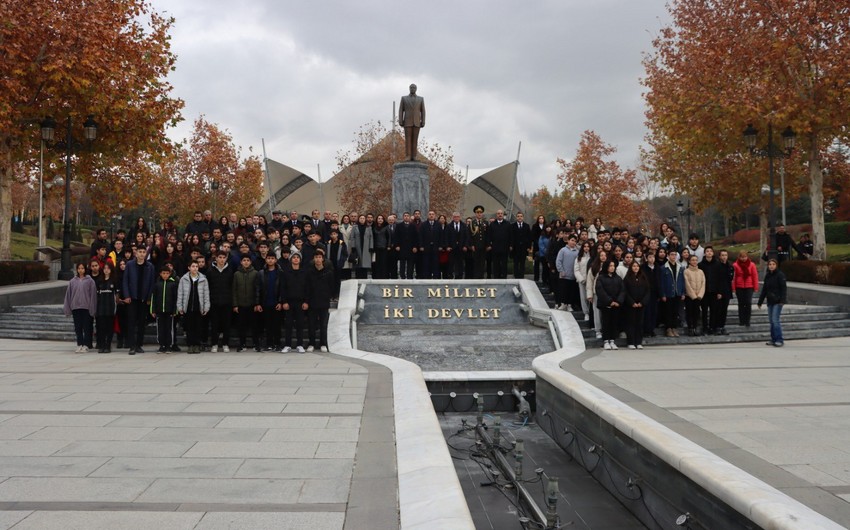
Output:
[
  {"xmin": 307, "ymin": 249, "xmax": 334, "ymax": 352},
  {"xmin": 207, "ymin": 251, "xmax": 235, "ymax": 352},
  {"xmin": 150, "ymin": 266, "xmax": 178, "ymax": 353},
  {"xmin": 232, "ymin": 255, "xmax": 260, "ymax": 352},
  {"xmin": 281, "ymin": 251, "xmax": 309, "ymax": 353}
]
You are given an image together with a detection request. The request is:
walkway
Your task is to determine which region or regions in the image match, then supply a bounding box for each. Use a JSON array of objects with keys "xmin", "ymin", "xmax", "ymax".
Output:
[
  {"xmin": 0, "ymin": 338, "xmax": 396, "ymax": 530},
  {"xmin": 573, "ymin": 336, "xmax": 850, "ymax": 527}
]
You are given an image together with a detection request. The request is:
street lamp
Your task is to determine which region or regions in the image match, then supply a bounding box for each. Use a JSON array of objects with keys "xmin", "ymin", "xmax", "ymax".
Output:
[
  {"xmin": 211, "ymin": 179, "xmax": 220, "ymax": 216},
  {"xmin": 676, "ymin": 199, "xmax": 694, "ymax": 238},
  {"xmin": 40, "ymin": 115, "xmax": 98, "ymax": 280},
  {"xmin": 743, "ymin": 122, "xmax": 796, "ymax": 261}
]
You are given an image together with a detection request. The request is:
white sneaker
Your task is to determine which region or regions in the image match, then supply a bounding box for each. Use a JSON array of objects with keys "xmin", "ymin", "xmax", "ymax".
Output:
[
  {"xmin": 222, "ymin": 345, "xmax": 230, "ymax": 353},
  {"xmin": 610, "ymin": 342, "xmax": 619, "ymax": 350},
  {"xmin": 296, "ymin": 346, "xmax": 306, "ymax": 353},
  {"xmin": 584, "ymin": 314, "xmax": 590, "ymax": 321},
  {"xmin": 211, "ymin": 345, "xmax": 218, "ymax": 353},
  {"xmin": 636, "ymin": 345, "xmax": 644, "ymax": 350},
  {"xmin": 627, "ymin": 345, "xmax": 636, "ymax": 350},
  {"xmin": 603, "ymin": 341, "xmax": 612, "ymax": 350},
  {"xmin": 595, "ymin": 332, "xmax": 603, "ymax": 339},
  {"xmin": 320, "ymin": 346, "xmax": 328, "ymax": 353},
  {"xmin": 75, "ymin": 345, "xmax": 82, "ymax": 353},
  {"xmin": 281, "ymin": 346, "xmax": 291, "ymax": 353},
  {"xmin": 306, "ymin": 345, "xmax": 315, "ymax": 352},
  {"xmin": 81, "ymin": 346, "xmax": 88, "ymax": 353}
]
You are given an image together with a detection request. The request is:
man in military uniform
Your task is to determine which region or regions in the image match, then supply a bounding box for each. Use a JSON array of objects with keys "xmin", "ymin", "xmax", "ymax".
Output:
[{"xmin": 469, "ymin": 205, "xmax": 488, "ymax": 279}]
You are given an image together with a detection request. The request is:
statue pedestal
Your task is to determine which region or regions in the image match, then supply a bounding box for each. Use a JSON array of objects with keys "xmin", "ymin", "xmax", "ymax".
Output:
[{"xmin": 392, "ymin": 161, "xmax": 429, "ymax": 215}]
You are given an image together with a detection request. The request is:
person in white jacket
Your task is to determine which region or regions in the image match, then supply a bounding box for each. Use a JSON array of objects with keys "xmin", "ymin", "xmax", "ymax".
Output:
[
  {"xmin": 573, "ymin": 242, "xmax": 592, "ymax": 321},
  {"xmin": 177, "ymin": 262, "xmax": 210, "ymax": 354},
  {"xmin": 585, "ymin": 249, "xmax": 609, "ymax": 339}
]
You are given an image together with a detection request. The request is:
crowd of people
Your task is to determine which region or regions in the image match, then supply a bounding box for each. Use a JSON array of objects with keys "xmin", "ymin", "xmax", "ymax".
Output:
[{"xmin": 62, "ymin": 206, "xmax": 789, "ymax": 355}]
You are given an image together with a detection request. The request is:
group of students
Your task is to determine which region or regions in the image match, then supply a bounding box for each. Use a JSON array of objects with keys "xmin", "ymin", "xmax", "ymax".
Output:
[
  {"xmin": 542, "ymin": 221, "xmax": 788, "ymax": 350},
  {"xmin": 63, "ymin": 208, "xmax": 789, "ymax": 355}
]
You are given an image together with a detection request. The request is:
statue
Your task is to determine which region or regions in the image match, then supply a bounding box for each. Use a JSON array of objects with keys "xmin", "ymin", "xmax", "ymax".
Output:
[{"xmin": 399, "ymin": 84, "xmax": 426, "ymax": 161}]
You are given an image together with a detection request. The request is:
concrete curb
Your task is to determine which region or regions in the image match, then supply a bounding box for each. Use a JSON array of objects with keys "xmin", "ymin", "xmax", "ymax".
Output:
[
  {"xmin": 533, "ymin": 313, "xmax": 845, "ymax": 530},
  {"xmin": 328, "ymin": 280, "xmax": 475, "ymax": 530}
]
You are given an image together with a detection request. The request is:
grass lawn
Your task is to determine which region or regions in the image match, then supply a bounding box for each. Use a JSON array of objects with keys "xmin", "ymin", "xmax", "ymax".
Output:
[{"xmin": 10, "ymin": 232, "xmax": 65, "ymax": 260}]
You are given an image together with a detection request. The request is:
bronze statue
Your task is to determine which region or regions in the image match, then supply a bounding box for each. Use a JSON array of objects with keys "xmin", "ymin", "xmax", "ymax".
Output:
[{"xmin": 399, "ymin": 84, "xmax": 426, "ymax": 161}]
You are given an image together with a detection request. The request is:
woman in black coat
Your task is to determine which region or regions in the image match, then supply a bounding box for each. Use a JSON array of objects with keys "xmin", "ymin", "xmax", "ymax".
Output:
[
  {"xmin": 623, "ymin": 260, "xmax": 651, "ymax": 350},
  {"xmin": 595, "ymin": 260, "xmax": 625, "ymax": 350}
]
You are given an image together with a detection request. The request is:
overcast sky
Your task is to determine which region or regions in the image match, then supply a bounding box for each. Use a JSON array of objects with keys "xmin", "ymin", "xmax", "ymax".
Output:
[{"xmin": 150, "ymin": 0, "xmax": 671, "ymax": 197}]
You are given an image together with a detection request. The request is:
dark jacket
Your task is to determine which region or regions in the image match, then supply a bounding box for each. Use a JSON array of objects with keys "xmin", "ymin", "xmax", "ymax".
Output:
[
  {"xmin": 510, "ymin": 221, "xmax": 533, "ymax": 257},
  {"xmin": 232, "ymin": 266, "xmax": 259, "ymax": 307},
  {"xmin": 150, "ymin": 276, "xmax": 178, "ymax": 315},
  {"xmin": 596, "ymin": 272, "xmax": 625, "ymax": 309},
  {"xmin": 256, "ymin": 267, "xmax": 284, "ymax": 307},
  {"xmin": 395, "ymin": 222, "xmax": 420, "ymax": 259},
  {"xmin": 623, "ymin": 273, "xmax": 651, "ymax": 307},
  {"xmin": 206, "ymin": 263, "xmax": 234, "ymax": 306},
  {"xmin": 487, "ymin": 220, "xmax": 511, "ymax": 253},
  {"xmin": 716, "ymin": 260, "xmax": 734, "ymax": 298},
  {"xmin": 307, "ymin": 264, "xmax": 335, "ymax": 310},
  {"xmin": 95, "ymin": 276, "xmax": 119, "ymax": 317},
  {"xmin": 123, "ymin": 259, "xmax": 156, "ymax": 302},
  {"xmin": 282, "ymin": 266, "xmax": 309, "ymax": 302},
  {"xmin": 641, "ymin": 263, "xmax": 661, "ymax": 298},
  {"xmin": 758, "ymin": 269, "xmax": 787, "ymax": 306},
  {"xmin": 419, "ymin": 220, "xmax": 442, "ymax": 252},
  {"xmin": 698, "ymin": 257, "xmax": 720, "ymax": 294}
]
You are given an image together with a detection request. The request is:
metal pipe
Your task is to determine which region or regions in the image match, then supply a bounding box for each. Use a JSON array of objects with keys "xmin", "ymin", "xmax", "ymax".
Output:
[{"xmin": 476, "ymin": 424, "xmax": 548, "ymax": 526}]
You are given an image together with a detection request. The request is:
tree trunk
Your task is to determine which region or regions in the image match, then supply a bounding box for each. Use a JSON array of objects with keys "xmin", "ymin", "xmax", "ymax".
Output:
[
  {"xmin": 808, "ymin": 135, "xmax": 827, "ymax": 260},
  {"xmin": 0, "ymin": 140, "xmax": 12, "ymax": 260}
]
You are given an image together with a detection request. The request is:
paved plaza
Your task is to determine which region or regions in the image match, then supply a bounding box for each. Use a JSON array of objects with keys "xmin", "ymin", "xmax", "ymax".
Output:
[
  {"xmin": 0, "ymin": 338, "xmax": 397, "ymax": 530},
  {"xmin": 573, "ymin": 336, "xmax": 850, "ymax": 527}
]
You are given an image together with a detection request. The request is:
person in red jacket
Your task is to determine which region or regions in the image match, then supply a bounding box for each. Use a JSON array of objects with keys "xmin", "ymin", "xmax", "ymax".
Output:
[{"xmin": 732, "ymin": 251, "xmax": 759, "ymax": 327}]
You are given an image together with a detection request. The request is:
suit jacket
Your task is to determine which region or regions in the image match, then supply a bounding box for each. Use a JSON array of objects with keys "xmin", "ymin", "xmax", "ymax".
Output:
[
  {"xmin": 395, "ymin": 222, "xmax": 419, "ymax": 259},
  {"xmin": 487, "ymin": 220, "xmax": 511, "ymax": 254},
  {"xmin": 445, "ymin": 221, "xmax": 470, "ymax": 254},
  {"xmin": 399, "ymin": 95, "xmax": 425, "ymax": 127},
  {"xmin": 419, "ymin": 220, "xmax": 441, "ymax": 252},
  {"xmin": 510, "ymin": 222, "xmax": 533, "ymax": 256}
]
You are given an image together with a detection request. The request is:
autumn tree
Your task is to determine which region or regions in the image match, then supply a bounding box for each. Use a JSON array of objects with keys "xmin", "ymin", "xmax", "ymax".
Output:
[
  {"xmin": 0, "ymin": 0, "xmax": 183, "ymax": 259},
  {"xmin": 554, "ymin": 130, "xmax": 644, "ymax": 227},
  {"xmin": 154, "ymin": 117, "xmax": 264, "ymax": 225},
  {"xmin": 642, "ymin": 0, "xmax": 850, "ymax": 259},
  {"xmin": 334, "ymin": 121, "xmax": 463, "ymax": 215}
]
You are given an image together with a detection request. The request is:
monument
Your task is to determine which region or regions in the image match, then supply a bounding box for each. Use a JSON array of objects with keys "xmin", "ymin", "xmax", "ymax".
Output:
[{"xmin": 392, "ymin": 83, "xmax": 429, "ymax": 215}]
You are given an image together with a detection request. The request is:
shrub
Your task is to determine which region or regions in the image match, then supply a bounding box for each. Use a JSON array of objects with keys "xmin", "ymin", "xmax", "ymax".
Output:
[
  {"xmin": 825, "ymin": 222, "xmax": 850, "ymax": 244},
  {"xmin": 0, "ymin": 261, "xmax": 50, "ymax": 287},
  {"xmin": 730, "ymin": 228, "xmax": 760, "ymax": 244},
  {"xmin": 779, "ymin": 259, "xmax": 850, "ymax": 287}
]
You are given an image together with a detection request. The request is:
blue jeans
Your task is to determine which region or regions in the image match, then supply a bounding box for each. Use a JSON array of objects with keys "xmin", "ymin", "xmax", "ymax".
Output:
[{"xmin": 768, "ymin": 303, "xmax": 783, "ymax": 344}]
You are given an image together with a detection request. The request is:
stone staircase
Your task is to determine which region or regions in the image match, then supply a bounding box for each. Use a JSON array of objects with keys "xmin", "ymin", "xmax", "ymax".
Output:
[{"xmin": 536, "ymin": 282, "xmax": 850, "ymax": 349}]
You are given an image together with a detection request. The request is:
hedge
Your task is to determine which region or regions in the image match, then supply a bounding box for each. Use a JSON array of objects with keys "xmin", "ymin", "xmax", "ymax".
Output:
[
  {"xmin": 0, "ymin": 261, "xmax": 50, "ymax": 287},
  {"xmin": 728, "ymin": 222, "xmax": 849, "ymax": 245},
  {"xmin": 825, "ymin": 222, "xmax": 850, "ymax": 244},
  {"xmin": 779, "ymin": 260, "xmax": 850, "ymax": 287}
]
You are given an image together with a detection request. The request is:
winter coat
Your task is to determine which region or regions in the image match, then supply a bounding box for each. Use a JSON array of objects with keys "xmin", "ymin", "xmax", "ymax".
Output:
[
  {"xmin": 256, "ymin": 267, "xmax": 284, "ymax": 307},
  {"xmin": 307, "ymin": 264, "xmax": 335, "ymax": 310},
  {"xmin": 698, "ymin": 258, "xmax": 720, "ymax": 294},
  {"xmin": 206, "ymin": 263, "xmax": 234, "ymax": 306},
  {"xmin": 660, "ymin": 260, "xmax": 686, "ymax": 298},
  {"xmin": 732, "ymin": 258, "xmax": 759, "ymax": 291},
  {"xmin": 595, "ymin": 272, "xmax": 625, "ymax": 310},
  {"xmin": 716, "ymin": 260, "xmax": 734, "ymax": 298},
  {"xmin": 641, "ymin": 263, "xmax": 661, "ymax": 297},
  {"xmin": 373, "ymin": 224, "xmax": 390, "ymax": 250},
  {"xmin": 758, "ymin": 269, "xmax": 788, "ymax": 306},
  {"xmin": 177, "ymin": 273, "xmax": 210, "ymax": 314},
  {"xmin": 574, "ymin": 254, "xmax": 591, "ymax": 285},
  {"xmin": 123, "ymin": 259, "xmax": 156, "ymax": 302},
  {"xmin": 64, "ymin": 275, "xmax": 97, "ymax": 317},
  {"xmin": 683, "ymin": 266, "xmax": 706, "ymax": 300},
  {"xmin": 623, "ymin": 273, "xmax": 651, "ymax": 307},
  {"xmin": 232, "ymin": 266, "xmax": 259, "ymax": 307},
  {"xmin": 281, "ymin": 266, "xmax": 309, "ymax": 302},
  {"xmin": 150, "ymin": 277, "xmax": 178, "ymax": 315},
  {"xmin": 349, "ymin": 224, "xmax": 374, "ymax": 270}
]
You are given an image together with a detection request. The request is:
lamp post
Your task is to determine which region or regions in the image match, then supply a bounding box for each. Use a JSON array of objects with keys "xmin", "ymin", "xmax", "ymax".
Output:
[
  {"xmin": 743, "ymin": 122, "xmax": 796, "ymax": 261},
  {"xmin": 211, "ymin": 179, "xmax": 220, "ymax": 217},
  {"xmin": 676, "ymin": 199, "xmax": 693, "ymax": 237},
  {"xmin": 40, "ymin": 115, "xmax": 98, "ymax": 280}
]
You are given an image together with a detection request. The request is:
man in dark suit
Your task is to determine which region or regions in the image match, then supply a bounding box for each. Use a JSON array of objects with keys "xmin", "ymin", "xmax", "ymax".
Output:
[
  {"xmin": 394, "ymin": 212, "xmax": 419, "ymax": 280},
  {"xmin": 487, "ymin": 209, "xmax": 511, "ymax": 279},
  {"xmin": 418, "ymin": 210, "xmax": 441, "ymax": 279},
  {"xmin": 445, "ymin": 212, "xmax": 470, "ymax": 279},
  {"xmin": 510, "ymin": 212, "xmax": 532, "ymax": 279}
]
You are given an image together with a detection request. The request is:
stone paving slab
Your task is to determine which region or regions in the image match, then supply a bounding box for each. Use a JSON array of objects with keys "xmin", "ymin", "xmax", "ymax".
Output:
[
  {"xmin": 581, "ymin": 336, "xmax": 850, "ymax": 527},
  {"xmin": 0, "ymin": 338, "xmax": 399, "ymax": 529}
]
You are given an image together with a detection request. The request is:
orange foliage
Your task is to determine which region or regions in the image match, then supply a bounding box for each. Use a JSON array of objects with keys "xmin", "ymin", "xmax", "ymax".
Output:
[
  {"xmin": 0, "ymin": 0, "xmax": 183, "ymax": 258},
  {"xmin": 554, "ymin": 131, "xmax": 645, "ymax": 227},
  {"xmin": 334, "ymin": 121, "xmax": 463, "ymax": 216}
]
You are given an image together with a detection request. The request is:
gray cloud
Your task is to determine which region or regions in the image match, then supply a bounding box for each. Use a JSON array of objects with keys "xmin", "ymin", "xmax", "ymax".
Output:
[{"xmin": 153, "ymin": 0, "xmax": 669, "ymax": 197}]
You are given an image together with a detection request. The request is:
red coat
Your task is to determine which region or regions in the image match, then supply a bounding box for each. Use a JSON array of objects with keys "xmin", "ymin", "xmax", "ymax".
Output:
[{"xmin": 732, "ymin": 258, "xmax": 759, "ymax": 291}]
